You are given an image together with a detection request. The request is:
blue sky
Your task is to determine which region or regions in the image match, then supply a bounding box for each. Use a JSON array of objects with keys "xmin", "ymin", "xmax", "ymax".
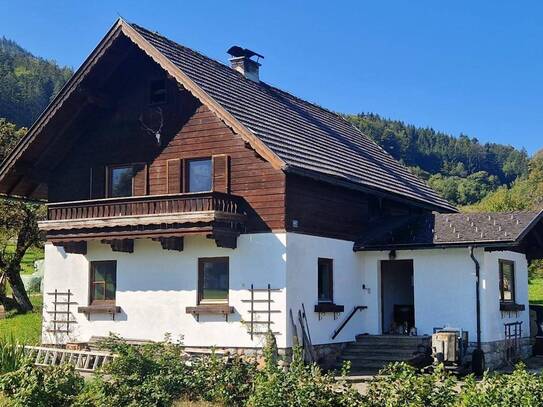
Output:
[{"xmin": 1, "ymin": 1, "xmax": 542, "ymax": 154}]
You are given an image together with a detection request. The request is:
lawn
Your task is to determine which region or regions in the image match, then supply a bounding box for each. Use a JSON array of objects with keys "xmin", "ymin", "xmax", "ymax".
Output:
[
  {"xmin": 529, "ymin": 277, "xmax": 543, "ymax": 305},
  {"xmin": 4, "ymin": 245, "xmax": 44, "ymax": 274},
  {"xmin": 0, "ymin": 294, "xmax": 42, "ymax": 344}
]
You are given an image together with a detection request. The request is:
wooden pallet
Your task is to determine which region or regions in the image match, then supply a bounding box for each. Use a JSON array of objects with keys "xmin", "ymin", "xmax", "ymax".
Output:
[{"xmin": 25, "ymin": 346, "xmax": 114, "ymax": 373}]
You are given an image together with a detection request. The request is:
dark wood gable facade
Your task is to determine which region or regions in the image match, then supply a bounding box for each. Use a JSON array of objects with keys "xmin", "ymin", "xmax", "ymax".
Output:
[{"xmin": 0, "ymin": 21, "xmax": 448, "ymax": 252}]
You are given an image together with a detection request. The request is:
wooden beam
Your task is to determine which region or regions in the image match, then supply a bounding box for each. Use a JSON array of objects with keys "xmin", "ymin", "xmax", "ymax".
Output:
[
  {"xmin": 153, "ymin": 236, "xmax": 184, "ymax": 251},
  {"xmin": 208, "ymin": 229, "xmax": 238, "ymax": 249},
  {"xmin": 52, "ymin": 241, "xmax": 87, "ymax": 255},
  {"xmin": 102, "ymin": 239, "xmax": 134, "ymax": 253}
]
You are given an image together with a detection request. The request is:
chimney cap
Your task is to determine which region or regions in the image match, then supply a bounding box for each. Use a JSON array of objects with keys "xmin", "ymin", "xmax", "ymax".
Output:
[{"xmin": 227, "ymin": 46, "xmax": 264, "ymax": 61}]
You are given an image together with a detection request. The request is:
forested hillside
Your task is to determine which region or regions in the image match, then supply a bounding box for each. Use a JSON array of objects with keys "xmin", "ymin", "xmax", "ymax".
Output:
[
  {"xmin": 0, "ymin": 37, "xmax": 72, "ymax": 128},
  {"xmin": 346, "ymin": 113, "xmax": 530, "ymax": 206}
]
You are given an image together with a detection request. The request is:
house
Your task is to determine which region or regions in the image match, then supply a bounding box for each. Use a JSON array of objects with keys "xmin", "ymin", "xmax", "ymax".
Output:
[{"xmin": 0, "ymin": 19, "xmax": 542, "ymax": 372}]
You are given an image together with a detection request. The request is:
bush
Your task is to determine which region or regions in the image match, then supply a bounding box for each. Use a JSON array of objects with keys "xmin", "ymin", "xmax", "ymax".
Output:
[
  {"xmin": 75, "ymin": 337, "xmax": 191, "ymax": 407},
  {"xmin": 247, "ymin": 332, "xmax": 362, "ymax": 407},
  {"xmin": 0, "ymin": 362, "xmax": 83, "ymax": 407},
  {"xmin": 0, "ymin": 336, "xmax": 27, "ymax": 375}
]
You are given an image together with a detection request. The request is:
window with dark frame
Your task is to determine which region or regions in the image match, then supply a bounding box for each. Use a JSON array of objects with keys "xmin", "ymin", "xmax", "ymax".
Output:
[
  {"xmin": 198, "ymin": 257, "xmax": 229, "ymax": 304},
  {"xmin": 499, "ymin": 259, "xmax": 516, "ymax": 303},
  {"xmin": 149, "ymin": 78, "xmax": 167, "ymax": 105},
  {"xmin": 90, "ymin": 261, "xmax": 117, "ymax": 305},
  {"xmin": 187, "ymin": 158, "xmax": 212, "ymax": 193},
  {"xmin": 318, "ymin": 258, "xmax": 334, "ymax": 303},
  {"xmin": 109, "ymin": 165, "xmax": 134, "ymax": 198}
]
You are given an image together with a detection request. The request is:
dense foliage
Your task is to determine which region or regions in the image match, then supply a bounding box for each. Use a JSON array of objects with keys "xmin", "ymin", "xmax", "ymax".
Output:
[
  {"xmin": 346, "ymin": 113, "xmax": 530, "ymax": 205},
  {"xmin": 3, "ymin": 337, "xmax": 543, "ymax": 406},
  {"xmin": 0, "ymin": 37, "xmax": 72, "ymax": 128}
]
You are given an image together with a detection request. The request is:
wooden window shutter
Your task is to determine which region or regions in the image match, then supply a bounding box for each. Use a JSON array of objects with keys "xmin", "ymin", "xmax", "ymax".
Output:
[
  {"xmin": 133, "ymin": 163, "xmax": 148, "ymax": 196},
  {"xmin": 90, "ymin": 166, "xmax": 106, "ymax": 199},
  {"xmin": 212, "ymin": 154, "xmax": 230, "ymax": 193},
  {"xmin": 167, "ymin": 159, "xmax": 183, "ymax": 194}
]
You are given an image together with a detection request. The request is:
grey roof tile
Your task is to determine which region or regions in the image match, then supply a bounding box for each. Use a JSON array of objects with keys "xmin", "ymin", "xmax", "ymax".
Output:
[
  {"xmin": 130, "ymin": 23, "xmax": 456, "ymax": 212},
  {"xmin": 354, "ymin": 211, "xmax": 543, "ymax": 250}
]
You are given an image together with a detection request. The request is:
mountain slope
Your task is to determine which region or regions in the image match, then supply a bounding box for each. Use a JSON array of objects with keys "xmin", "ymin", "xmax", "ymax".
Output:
[
  {"xmin": 0, "ymin": 37, "xmax": 72, "ymax": 128},
  {"xmin": 346, "ymin": 113, "xmax": 530, "ymax": 205}
]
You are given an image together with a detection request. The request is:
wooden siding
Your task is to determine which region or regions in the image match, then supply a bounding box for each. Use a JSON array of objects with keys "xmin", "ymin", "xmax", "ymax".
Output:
[
  {"xmin": 285, "ymin": 174, "xmax": 425, "ymax": 241},
  {"xmin": 47, "ymin": 50, "xmax": 285, "ymax": 233}
]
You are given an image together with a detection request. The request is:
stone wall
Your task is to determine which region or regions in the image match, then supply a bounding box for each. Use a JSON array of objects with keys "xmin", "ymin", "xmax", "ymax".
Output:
[{"xmin": 465, "ymin": 338, "xmax": 533, "ymax": 370}]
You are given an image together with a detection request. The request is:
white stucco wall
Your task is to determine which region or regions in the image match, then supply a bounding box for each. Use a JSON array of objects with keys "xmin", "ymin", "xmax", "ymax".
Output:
[
  {"xmin": 360, "ymin": 248, "xmax": 530, "ymax": 343},
  {"xmin": 481, "ymin": 250, "xmax": 530, "ymax": 342},
  {"xmin": 42, "ymin": 230, "xmax": 530, "ymax": 350},
  {"xmin": 285, "ymin": 233, "xmax": 364, "ymax": 346},
  {"xmin": 42, "ymin": 233, "xmax": 288, "ymax": 348}
]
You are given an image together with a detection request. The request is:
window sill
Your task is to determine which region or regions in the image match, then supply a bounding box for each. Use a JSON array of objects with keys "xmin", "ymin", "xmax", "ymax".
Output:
[
  {"xmin": 500, "ymin": 302, "xmax": 525, "ymax": 312},
  {"xmin": 78, "ymin": 304, "xmax": 121, "ymax": 320},
  {"xmin": 186, "ymin": 304, "xmax": 234, "ymax": 321},
  {"xmin": 314, "ymin": 303, "xmax": 344, "ymax": 313}
]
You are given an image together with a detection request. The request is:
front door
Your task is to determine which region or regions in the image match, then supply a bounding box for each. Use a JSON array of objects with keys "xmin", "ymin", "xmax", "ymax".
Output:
[{"xmin": 380, "ymin": 260, "xmax": 414, "ymax": 335}]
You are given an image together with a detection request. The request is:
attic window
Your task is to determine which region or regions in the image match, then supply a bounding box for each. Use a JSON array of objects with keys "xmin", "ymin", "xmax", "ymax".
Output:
[{"xmin": 149, "ymin": 79, "xmax": 167, "ymax": 105}]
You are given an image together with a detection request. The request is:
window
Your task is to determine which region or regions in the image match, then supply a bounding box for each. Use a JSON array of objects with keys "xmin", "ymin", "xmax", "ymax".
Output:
[
  {"xmin": 90, "ymin": 261, "xmax": 117, "ymax": 305},
  {"xmin": 318, "ymin": 258, "xmax": 333, "ymax": 303},
  {"xmin": 109, "ymin": 166, "xmax": 134, "ymax": 198},
  {"xmin": 187, "ymin": 158, "xmax": 212, "ymax": 192},
  {"xmin": 149, "ymin": 79, "xmax": 167, "ymax": 105},
  {"xmin": 198, "ymin": 257, "xmax": 229, "ymax": 304},
  {"xmin": 499, "ymin": 260, "xmax": 515, "ymax": 303}
]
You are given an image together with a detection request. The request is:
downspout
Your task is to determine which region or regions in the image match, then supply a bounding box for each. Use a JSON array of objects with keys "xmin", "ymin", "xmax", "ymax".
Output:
[{"xmin": 469, "ymin": 246, "xmax": 485, "ymax": 375}]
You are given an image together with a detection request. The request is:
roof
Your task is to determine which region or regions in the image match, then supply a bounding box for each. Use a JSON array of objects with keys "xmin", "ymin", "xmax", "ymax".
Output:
[
  {"xmin": 354, "ymin": 210, "xmax": 543, "ymax": 251},
  {"xmin": 0, "ymin": 19, "xmax": 456, "ymax": 212}
]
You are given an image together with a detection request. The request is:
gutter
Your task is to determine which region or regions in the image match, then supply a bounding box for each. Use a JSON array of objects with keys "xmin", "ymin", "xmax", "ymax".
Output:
[
  {"xmin": 469, "ymin": 246, "xmax": 485, "ymax": 374},
  {"xmin": 469, "ymin": 246, "xmax": 482, "ymax": 349}
]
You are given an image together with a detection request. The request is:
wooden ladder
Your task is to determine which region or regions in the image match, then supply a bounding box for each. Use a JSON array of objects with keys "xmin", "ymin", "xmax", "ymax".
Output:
[{"xmin": 25, "ymin": 346, "xmax": 115, "ymax": 373}]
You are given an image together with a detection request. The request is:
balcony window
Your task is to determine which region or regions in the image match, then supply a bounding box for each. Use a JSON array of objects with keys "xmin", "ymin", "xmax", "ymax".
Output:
[
  {"xmin": 198, "ymin": 257, "xmax": 229, "ymax": 304},
  {"xmin": 109, "ymin": 166, "xmax": 134, "ymax": 198},
  {"xmin": 90, "ymin": 261, "xmax": 117, "ymax": 305},
  {"xmin": 187, "ymin": 158, "xmax": 212, "ymax": 192}
]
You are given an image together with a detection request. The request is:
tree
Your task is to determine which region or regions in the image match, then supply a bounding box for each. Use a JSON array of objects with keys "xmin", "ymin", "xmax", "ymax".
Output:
[
  {"xmin": 0, "ymin": 119, "xmax": 44, "ymax": 312},
  {"xmin": 0, "ymin": 201, "xmax": 45, "ymax": 312}
]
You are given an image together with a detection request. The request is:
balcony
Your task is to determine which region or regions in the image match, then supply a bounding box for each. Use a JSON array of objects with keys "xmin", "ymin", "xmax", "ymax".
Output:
[{"xmin": 39, "ymin": 192, "xmax": 246, "ymax": 251}]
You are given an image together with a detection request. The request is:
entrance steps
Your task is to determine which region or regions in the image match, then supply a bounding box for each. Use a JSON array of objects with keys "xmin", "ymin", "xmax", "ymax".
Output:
[{"xmin": 335, "ymin": 335, "xmax": 431, "ymax": 375}]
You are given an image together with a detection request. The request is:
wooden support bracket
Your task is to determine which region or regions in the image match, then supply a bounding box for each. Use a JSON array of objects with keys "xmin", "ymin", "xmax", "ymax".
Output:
[
  {"xmin": 153, "ymin": 236, "xmax": 184, "ymax": 251},
  {"xmin": 102, "ymin": 239, "xmax": 134, "ymax": 253},
  {"xmin": 53, "ymin": 241, "xmax": 88, "ymax": 255},
  {"xmin": 208, "ymin": 229, "xmax": 238, "ymax": 249}
]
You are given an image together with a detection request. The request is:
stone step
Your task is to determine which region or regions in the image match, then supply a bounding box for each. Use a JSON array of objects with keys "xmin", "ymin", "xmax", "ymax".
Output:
[
  {"xmin": 341, "ymin": 352, "xmax": 416, "ymax": 359},
  {"xmin": 356, "ymin": 335, "xmax": 431, "ymax": 345},
  {"xmin": 342, "ymin": 346, "xmax": 417, "ymax": 355},
  {"xmin": 344, "ymin": 343, "xmax": 425, "ymax": 351},
  {"xmin": 336, "ymin": 360, "xmax": 392, "ymax": 371},
  {"xmin": 339, "ymin": 353, "xmax": 414, "ymax": 362}
]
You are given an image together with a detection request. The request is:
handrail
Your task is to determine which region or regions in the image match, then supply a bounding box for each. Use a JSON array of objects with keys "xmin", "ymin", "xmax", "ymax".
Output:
[
  {"xmin": 331, "ymin": 305, "xmax": 367, "ymax": 340},
  {"xmin": 46, "ymin": 192, "xmax": 245, "ymax": 221}
]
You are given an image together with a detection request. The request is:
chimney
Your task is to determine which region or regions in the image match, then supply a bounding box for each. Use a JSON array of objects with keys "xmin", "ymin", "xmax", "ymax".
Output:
[{"xmin": 227, "ymin": 46, "xmax": 264, "ymax": 82}]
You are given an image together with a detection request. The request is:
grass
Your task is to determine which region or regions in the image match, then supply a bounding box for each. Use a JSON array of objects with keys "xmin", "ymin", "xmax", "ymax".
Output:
[
  {"xmin": 529, "ymin": 277, "xmax": 543, "ymax": 305},
  {"xmin": 0, "ymin": 294, "xmax": 42, "ymax": 344},
  {"xmin": 4, "ymin": 245, "xmax": 44, "ymax": 274}
]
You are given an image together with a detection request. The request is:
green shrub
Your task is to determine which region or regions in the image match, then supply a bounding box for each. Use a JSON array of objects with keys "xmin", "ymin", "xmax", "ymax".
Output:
[
  {"xmin": 0, "ymin": 362, "xmax": 83, "ymax": 407},
  {"xmin": 248, "ymin": 332, "xmax": 362, "ymax": 407},
  {"xmin": 365, "ymin": 362, "xmax": 457, "ymax": 407},
  {"xmin": 0, "ymin": 336, "xmax": 27, "ymax": 374},
  {"xmin": 75, "ymin": 337, "xmax": 190, "ymax": 407}
]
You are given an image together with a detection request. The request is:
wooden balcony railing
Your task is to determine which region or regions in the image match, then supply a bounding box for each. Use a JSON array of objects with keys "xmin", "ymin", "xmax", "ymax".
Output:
[{"xmin": 47, "ymin": 192, "xmax": 245, "ymax": 221}]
